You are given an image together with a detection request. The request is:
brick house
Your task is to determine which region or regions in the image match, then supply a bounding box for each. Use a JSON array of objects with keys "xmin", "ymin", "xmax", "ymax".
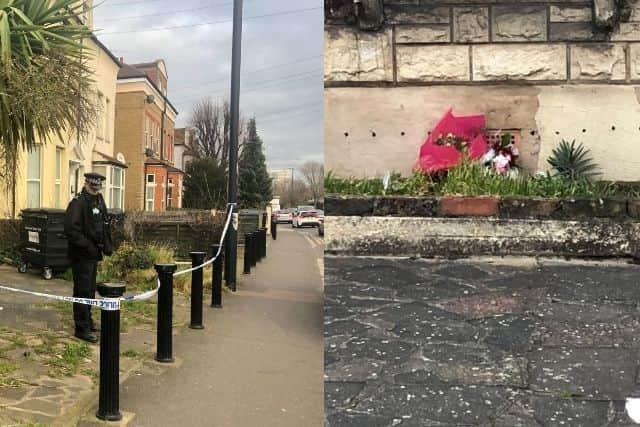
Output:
[
  {"xmin": 325, "ymin": 0, "xmax": 640, "ymax": 181},
  {"xmin": 114, "ymin": 60, "xmax": 183, "ymax": 211}
]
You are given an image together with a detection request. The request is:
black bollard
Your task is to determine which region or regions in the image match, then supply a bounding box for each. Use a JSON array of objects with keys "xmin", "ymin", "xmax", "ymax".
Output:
[
  {"xmin": 189, "ymin": 252, "xmax": 206, "ymax": 330},
  {"xmin": 243, "ymin": 234, "xmax": 252, "ymax": 274},
  {"xmin": 251, "ymin": 230, "xmax": 259, "ymax": 265},
  {"xmin": 271, "ymin": 220, "xmax": 277, "ymax": 240},
  {"xmin": 262, "ymin": 227, "xmax": 267, "ymax": 258},
  {"xmin": 258, "ymin": 228, "xmax": 264, "ymax": 260},
  {"xmin": 211, "ymin": 244, "xmax": 225, "ymax": 304},
  {"xmin": 155, "ymin": 264, "xmax": 177, "ymax": 363},
  {"xmin": 96, "ymin": 282, "xmax": 126, "ymax": 422}
]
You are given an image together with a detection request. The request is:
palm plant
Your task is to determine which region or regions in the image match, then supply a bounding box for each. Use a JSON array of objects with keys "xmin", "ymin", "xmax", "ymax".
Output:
[
  {"xmin": 547, "ymin": 139, "xmax": 599, "ymax": 181},
  {"xmin": 0, "ymin": 0, "xmax": 97, "ymax": 216}
]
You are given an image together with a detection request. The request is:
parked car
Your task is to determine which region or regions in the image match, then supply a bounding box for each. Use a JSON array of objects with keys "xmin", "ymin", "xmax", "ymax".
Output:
[
  {"xmin": 318, "ymin": 217, "xmax": 324, "ymax": 236},
  {"xmin": 296, "ymin": 205, "xmax": 314, "ymax": 214},
  {"xmin": 293, "ymin": 209, "xmax": 320, "ymax": 228},
  {"xmin": 275, "ymin": 209, "xmax": 294, "ymax": 224}
]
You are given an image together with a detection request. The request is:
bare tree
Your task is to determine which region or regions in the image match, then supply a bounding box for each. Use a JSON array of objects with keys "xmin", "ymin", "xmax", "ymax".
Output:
[
  {"xmin": 188, "ymin": 97, "xmax": 245, "ymax": 165},
  {"xmin": 272, "ymin": 179, "xmax": 311, "ymax": 208},
  {"xmin": 299, "ymin": 161, "xmax": 324, "ymax": 207}
]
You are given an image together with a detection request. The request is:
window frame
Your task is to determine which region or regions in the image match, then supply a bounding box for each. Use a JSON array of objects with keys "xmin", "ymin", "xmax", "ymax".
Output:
[
  {"xmin": 167, "ymin": 178, "xmax": 173, "ymax": 208},
  {"xmin": 54, "ymin": 148, "xmax": 62, "ymax": 208},
  {"xmin": 109, "ymin": 166, "xmax": 124, "ymax": 210},
  {"xmin": 145, "ymin": 173, "xmax": 155, "ymax": 211},
  {"xmin": 26, "ymin": 145, "xmax": 42, "ymax": 209},
  {"xmin": 96, "ymin": 92, "xmax": 105, "ymax": 140}
]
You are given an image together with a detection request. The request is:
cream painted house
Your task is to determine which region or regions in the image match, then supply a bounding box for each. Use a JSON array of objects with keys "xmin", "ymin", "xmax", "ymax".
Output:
[{"xmin": 0, "ymin": 2, "xmax": 125, "ymax": 218}]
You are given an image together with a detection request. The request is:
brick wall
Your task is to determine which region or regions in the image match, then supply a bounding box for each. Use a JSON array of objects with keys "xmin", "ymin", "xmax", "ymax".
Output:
[
  {"xmin": 324, "ymin": 1, "xmax": 640, "ymax": 180},
  {"xmin": 114, "ymin": 92, "xmax": 145, "ymax": 210}
]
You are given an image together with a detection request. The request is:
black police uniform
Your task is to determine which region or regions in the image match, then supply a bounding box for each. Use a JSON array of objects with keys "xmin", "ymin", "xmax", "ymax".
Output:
[{"xmin": 64, "ymin": 178, "xmax": 110, "ymax": 339}]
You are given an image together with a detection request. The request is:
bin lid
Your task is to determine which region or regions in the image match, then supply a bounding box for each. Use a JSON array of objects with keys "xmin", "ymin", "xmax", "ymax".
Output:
[{"xmin": 21, "ymin": 208, "xmax": 66, "ymax": 215}]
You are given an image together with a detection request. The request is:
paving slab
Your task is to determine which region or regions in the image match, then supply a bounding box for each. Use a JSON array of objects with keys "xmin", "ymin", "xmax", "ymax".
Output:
[
  {"xmin": 0, "ymin": 263, "xmax": 190, "ymax": 426},
  {"xmin": 110, "ymin": 228, "xmax": 324, "ymax": 427},
  {"xmin": 325, "ymin": 256, "xmax": 640, "ymax": 426}
]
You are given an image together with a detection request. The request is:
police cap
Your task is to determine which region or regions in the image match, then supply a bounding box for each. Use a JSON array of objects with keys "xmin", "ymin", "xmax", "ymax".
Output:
[{"xmin": 84, "ymin": 172, "xmax": 106, "ymax": 187}]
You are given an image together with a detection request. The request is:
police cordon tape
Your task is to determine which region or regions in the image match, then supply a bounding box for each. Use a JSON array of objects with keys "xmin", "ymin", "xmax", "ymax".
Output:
[{"xmin": 0, "ymin": 205, "xmax": 236, "ymax": 311}]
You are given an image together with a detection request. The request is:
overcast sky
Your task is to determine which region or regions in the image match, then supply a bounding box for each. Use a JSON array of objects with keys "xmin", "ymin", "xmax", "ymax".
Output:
[{"xmin": 94, "ymin": 0, "xmax": 323, "ymax": 173}]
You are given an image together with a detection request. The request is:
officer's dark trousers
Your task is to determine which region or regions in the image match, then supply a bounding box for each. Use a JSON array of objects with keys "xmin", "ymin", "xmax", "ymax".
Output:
[{"xmin": 71, "ymin": 259, "xmax": 98, "ymax": 333}]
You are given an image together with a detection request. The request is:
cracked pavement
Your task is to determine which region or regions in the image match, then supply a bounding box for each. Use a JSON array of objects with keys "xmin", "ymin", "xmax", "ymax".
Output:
[{"xmin": 324, "ymin": 256, "xmax": 640, "ymax": 426}]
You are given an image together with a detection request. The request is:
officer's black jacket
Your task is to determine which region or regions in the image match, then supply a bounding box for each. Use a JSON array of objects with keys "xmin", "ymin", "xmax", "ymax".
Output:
[{"xmin": 64, "ymin": 189, "xmax": 109, "ymax": 262}]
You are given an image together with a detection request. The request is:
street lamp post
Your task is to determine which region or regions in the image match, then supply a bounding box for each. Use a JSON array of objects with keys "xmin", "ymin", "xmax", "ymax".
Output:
[{"xmin": 225, "ymin": 0, "xmax": 243, "ymax": 290}]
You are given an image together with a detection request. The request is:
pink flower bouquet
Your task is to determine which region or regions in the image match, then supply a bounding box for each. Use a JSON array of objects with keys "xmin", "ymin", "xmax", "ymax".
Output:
[{"xmin": 416, "ymin": 109, "xmax": 488, "ymax": 173}]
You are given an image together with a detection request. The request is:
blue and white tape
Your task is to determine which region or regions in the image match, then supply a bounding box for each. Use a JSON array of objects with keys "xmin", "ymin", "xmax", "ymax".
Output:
[
  {"xmin": 0, "ymin": 284, "xmax": 121, "ymax": 310},
  {"xmin": 0, "ymin": 207, "xmax": 235, "ymax": 311}
]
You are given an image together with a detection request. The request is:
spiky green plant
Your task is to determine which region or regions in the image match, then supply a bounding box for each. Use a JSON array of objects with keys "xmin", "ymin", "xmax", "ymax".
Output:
[
  {"xmin": 0, "ymin": 0, "xmax": 97, "ymax": 217},
  {"xmin": 547, "ymin": 139, "xmax": 599, "ymax": 181}
]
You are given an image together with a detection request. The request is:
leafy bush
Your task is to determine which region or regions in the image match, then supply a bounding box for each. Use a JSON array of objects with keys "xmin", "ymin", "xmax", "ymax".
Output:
[
  {"xmin": 102, "ymin": 242, "xmax": 155, "ymax": 277},
  {"xmin": 98, "ymin": 242, "xmax": 177, "ymax": 293},
  {"xmin": 325, "ymin": 162, "xmax": 634, "ymax": 199},
  {"xmin": 547, "ymin": 140, "xmax": 599, "ymax": 181}
]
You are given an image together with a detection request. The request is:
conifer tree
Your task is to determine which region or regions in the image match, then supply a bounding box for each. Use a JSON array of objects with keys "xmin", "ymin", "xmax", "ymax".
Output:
[{"xmin": 238, "ymin": 118, "xmax": 273, "ymax": 208}]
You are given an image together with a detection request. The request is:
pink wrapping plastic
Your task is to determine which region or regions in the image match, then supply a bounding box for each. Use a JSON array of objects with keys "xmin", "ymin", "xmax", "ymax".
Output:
[{"xmin": 416, "ymin": 109, "xmax": 488, "ymax": 173}]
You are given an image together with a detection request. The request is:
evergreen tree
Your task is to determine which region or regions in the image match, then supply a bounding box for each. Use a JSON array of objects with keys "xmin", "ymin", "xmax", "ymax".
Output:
[
  {"xmin": 183, "ymin": 157, "xmax": 227, "ymax": 209},
  {"xmin": 238, "ymin": 118, "xmax": 273, "ymax": 208}
]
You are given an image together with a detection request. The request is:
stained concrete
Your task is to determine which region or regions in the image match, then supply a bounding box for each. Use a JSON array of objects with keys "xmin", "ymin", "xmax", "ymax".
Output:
[
  {"xmin": 325, "ymin": 84, "xmax": 640, "ymax": 181},
  {"xmin": 325, "ymin": 216, "xmax": 640, "ymax": 259}
]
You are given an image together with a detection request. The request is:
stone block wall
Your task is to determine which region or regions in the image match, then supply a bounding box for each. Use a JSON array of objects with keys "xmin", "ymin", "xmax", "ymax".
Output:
[
  {"xmin": 325, "ymin": 1, "xmax": 640, "ymax": 84},
  {"xmin": 324, "ymin": 1, "xmax": 640, "ymax": 181}
]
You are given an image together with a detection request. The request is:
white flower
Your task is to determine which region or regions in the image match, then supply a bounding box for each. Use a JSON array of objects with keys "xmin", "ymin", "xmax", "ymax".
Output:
[
  {"xmin": 382, "ymin": 171, "xmax": 391, "ymax": 190},
  {"xmin": 493, "ymin": 154, "xmax": 511, "ymax": 174},
  {"xmin": 482, "ymin": 148, "xmax": 496, "ymax": 163},
  {"xmin": 510, "ymin": 145, "xmax": 520, "ymax": 156}
]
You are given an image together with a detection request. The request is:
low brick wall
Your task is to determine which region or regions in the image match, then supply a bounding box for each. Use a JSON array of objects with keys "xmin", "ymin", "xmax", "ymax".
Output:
[
  {"xmin": 325, "ymin": 195, "xmax": 640, "ymax": 258},
  {"xmin": 327, "ymin": 195, "xmax": 640, "ymax": 220}
]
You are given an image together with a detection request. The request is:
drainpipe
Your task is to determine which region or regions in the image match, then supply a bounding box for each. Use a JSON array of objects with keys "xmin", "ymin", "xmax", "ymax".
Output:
[
  {"xmin": 143, "ymin": 164, "xmax": 147, "ymax": 211},
  {"xmin": 160, "ymin": 99, "xmax": 167, "ymax": 161}
]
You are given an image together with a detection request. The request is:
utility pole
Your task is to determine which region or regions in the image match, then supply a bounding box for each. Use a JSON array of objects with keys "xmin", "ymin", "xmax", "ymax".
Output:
[{"xmin": 225, "ymin": 0, "xmax": 243, "ymax": 291}]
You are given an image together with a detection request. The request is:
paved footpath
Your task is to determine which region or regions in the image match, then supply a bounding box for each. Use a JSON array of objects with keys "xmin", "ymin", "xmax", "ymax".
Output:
[
  {"xmin": 0, "ymin": 263, "xmax": 189, "ymax": 427},
  {"xmin": 325, "ymin": 256, "xmax": 640, "ymax": 427},
  {"xmin": 103, "ymin": 227, "xmax": 324, "ymax": 427}
]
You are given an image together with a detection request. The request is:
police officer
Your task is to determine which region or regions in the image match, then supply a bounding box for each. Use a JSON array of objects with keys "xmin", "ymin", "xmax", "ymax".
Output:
[{"xmin": 64, "ymin": 172, "xmax": 112, "ymax": 343}]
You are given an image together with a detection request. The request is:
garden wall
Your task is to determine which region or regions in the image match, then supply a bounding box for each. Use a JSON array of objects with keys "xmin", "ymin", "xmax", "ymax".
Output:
[
  {"xmin": 325, "ymin": 195, "xmax": 640, "ymax": 258},
  {"xmin": 114, "ymin": 210, "xmax": 225, "ymax": 260},
  {"xmin": 324, "ymin": 0, "xmax": 640, "ymax": 181}
]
